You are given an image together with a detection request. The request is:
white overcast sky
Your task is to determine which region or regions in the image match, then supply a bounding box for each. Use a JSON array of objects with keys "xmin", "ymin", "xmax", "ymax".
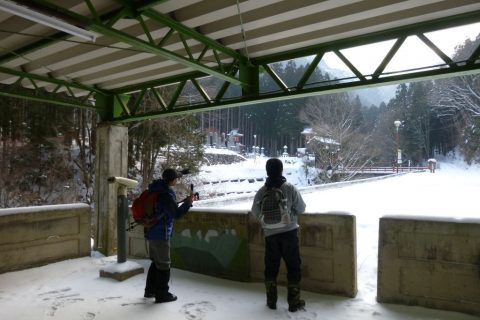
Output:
[{"xmin": 322, "ymin": 22, "xmax": 480, "ymax": 75}]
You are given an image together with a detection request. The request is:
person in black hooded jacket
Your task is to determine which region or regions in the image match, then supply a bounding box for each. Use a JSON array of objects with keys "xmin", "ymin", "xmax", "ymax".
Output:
[
  {"xmin": 144, "ymin": 168, "xmax": 194, "ymax": 303},
  {"xmin": 251, "ymin": 158, "xmax": 306, "ymax": 312}
]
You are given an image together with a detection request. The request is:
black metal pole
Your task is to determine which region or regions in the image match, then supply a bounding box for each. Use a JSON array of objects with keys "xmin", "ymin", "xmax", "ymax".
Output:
[{"xmin": 117, "ymin": 194, "xmax": 127, "ymax": 263}]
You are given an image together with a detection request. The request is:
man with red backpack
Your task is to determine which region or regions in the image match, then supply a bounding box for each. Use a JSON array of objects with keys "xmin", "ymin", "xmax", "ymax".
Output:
[{"xmin": 144, "ymin": 168, "xmax": 195, "ymax": 303}]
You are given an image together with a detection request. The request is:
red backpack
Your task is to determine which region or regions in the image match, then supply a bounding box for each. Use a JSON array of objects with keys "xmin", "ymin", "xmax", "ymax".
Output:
[{"xmin": 131, "ymin": 190, "xmax": 159, "ymax": 228}]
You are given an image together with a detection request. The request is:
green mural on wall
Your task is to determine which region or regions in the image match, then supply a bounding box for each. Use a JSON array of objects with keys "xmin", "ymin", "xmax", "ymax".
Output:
[{"xmin": 171, "ymin": 211, "xmax": 250, "ymax": 281}]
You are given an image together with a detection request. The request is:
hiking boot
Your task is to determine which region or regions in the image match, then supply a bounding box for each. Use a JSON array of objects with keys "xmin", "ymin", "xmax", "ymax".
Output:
[
  {"xmin": 287, "ymin": 283, "xmax": 305, "ymax": 312},
  {"xmin": 154, "ymin": 268, "xmax": 177, "ymax": 303},
  {"xmin": 155, "ymin": 292, "xmax": 177, "ymax": 303},
  {"xmin": 265, "ymin": 280, "xmax": 277, "ymax": 310},
  {"xmin": 144, "ymin": 263, "xmax": 156, "ymax": 298}
]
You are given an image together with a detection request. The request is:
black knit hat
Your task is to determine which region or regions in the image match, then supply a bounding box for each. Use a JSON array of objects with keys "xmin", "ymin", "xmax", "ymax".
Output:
[
  {"xmin": 162, "ymin": 168, "xmax": 182, "ymax": 183},
  {"xmin": 266, "ymin": 158, "xmax": 283, "ymax": 177}
]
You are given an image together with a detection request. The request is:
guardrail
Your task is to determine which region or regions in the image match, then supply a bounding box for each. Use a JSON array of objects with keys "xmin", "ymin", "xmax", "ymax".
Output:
[{"xmin": 337, "ymin": 166, "xmax": 428, "ymax": 173}]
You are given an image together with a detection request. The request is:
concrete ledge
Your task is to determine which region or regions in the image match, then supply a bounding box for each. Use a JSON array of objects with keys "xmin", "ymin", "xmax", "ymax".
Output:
[
  {"xmin": 378, "ymin": 216, "xmax": 480, "ymax": 315},
  {"xmin": 127, "ymin": 208, "xmax": 250, "ymax": 281},
  {"xmin": 249, "ymin": 212, "xmax": 357, "ymax": 297},
  {"xmin": 0, "ymin": 203, "xmax": 92, "ymax": 273},
  {"xmin": 127, "ymin": 208, "xmax": 357, "ymax": 297}
]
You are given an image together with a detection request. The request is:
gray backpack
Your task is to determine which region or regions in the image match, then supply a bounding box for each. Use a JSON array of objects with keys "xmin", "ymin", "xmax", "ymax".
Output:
[{"xmin": 260, "ymin": 187, "xmax": 291, "ymax": 229}]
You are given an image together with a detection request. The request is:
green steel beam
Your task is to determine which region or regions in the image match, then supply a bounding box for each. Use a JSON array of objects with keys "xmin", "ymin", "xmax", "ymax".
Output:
[
  {"xmin": 334, "ymin": 50, "xmax": 366, "ymax": 82},
  {"xmin": 262, "ymin": 64, "xmax": 289, "ymax": 93},
  {"xmin": 0, "ymin": 89, "xmax": 98, "ymax": 111},
  {"xmin": 372, "ymin": 37, "xmax": 405, "ymax": 80},
  {"xmin": 136, "ymin": 0, "xmax": 170, "ymax": 12},
  {"xmin": 239, "ymin": 62, "xmax": 259, "ymax": 97},
  {"xmin": 0, "ymin": 66, "xmax": 104, "ymax": 94},
  {"xmin": 88, "ymin": 23, "xmax": 242, "ymax": 86},
  {"xmin": 168, "ymin": 81, "xmax": 186, "ymax": 110},
  {"xmin": 297, "ymin": 53, "xmax": 323, "ymax": 89},
  {"xmin": 142, "ymin": 9, "xmax": 246, "ymax": 63},
  {"xmin": 468, "ymin": 44, "xmax": 480, "ymax": 65},
  {"xmin": 107, "ymin": 13, "xmax": 480, "ymax": 96},
  {"xmin": 417, "ymin": 33, "xmax": 454, "ymax": 67},
  {"xmin": 2, "ymin": 1, "xmax": 480, "ymax": 125},
  {"xmin": 110, "ymin": 70, "xmax": 207, "ymax": 94},
  {"xmin": 19, "ymin": 0, "xmax": 244, "ymax": 86},
  {"xmin": 253, "ymin": 10, "xmax": 480, "ymax": 65},
  {"xmin": 0, "ymin": 33, "xmax": 70, "ymax": 65},
  {"xmin": 95, "ymin": 93, "xmax": 128, "ymax": 121},
  {"xmin": 0, "ymin": 1, "xmax": 126, "ymax": 64},
  {"xmin": 110, "ymin": 62, "xmax": 480, "ymax": 123},
  {"xmin": 0, "ymin": 66, "xmax": 104, "ymax": 114},
  {"xmin": 105, "ymin": 12, "xmax": 480, "ymax": 122},
  {"xmin": 111, "ymin": 60, "xmax": 240, "ymax": 95},
  {"xmin": 191, "ymin": 79, "xmax": 211, "ymax": 104}
]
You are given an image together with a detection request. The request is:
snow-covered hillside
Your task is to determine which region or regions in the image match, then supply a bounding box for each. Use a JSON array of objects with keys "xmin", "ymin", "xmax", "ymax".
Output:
[{"xmin": 193, "ymin": 148, "xmax": 313, "ymax": 199}]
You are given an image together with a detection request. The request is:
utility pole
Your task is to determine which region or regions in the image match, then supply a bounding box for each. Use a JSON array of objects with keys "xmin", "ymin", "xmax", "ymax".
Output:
[{"xmin": 394, "ymin": 120, "xmax": 401, "ymax": 173}]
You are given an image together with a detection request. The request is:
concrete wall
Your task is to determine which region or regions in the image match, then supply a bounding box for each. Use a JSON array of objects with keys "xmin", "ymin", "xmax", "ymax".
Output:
[
  {"xmin": 127, "ymin": 208, "xmax": 357, "ymax": 297},
  {"xmin": 249, "ymin": 212, "xmax": 357, "ymax": 297},
  {"xmin": 127, "ymin": 208, "xmax": 250, "ymax": 281},
  {"xmin": 378, "ymin": 216, "xmax": 480, "ymax": 315},
  {"xmin": 0, "ymin": 203, "xmax": 91, "ymax": 273}
]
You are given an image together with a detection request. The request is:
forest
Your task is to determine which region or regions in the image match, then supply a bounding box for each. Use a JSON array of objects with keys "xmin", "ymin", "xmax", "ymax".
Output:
[{"xmin": 0, "ymin": 34, "xmax": 479, "ymax": 208}]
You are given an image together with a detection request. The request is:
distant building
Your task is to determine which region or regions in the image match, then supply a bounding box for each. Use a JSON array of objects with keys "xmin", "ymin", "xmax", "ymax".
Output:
[
  {"xmin": 227, "ymin": 129, "xmax": 243, "ymax": 146},
  {"xmin": 301, "ymin": 128, "xmax": 340, "ymax": 168},
  {"xmin": 204, "ymin": 128, "xmax": 244, "ymax": 150},
  {"xmin": 301, "ymin": 128, "xmax": 340, "ymax": 150},
  {"xmin": 300, "ymin": 128, "xmax": 315, "ymax": 142}
]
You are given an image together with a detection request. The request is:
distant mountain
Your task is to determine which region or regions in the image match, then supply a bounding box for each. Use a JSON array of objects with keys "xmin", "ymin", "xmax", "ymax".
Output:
[
  {"xmin": 351, "ymin": 85, "xmax": 397, "ymax": 107},
  {"xmin": 295, "ymin": 57, "xmax": 397, "ymax": 107},
  {"xmin": 317, "ymin": 60, "xmax": 396, "ymax": 107}
]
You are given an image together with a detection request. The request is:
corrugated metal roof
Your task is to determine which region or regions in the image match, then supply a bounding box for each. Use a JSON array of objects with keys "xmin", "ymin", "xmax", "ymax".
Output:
[{"xmin": 0, "ymin": 0, "xmax": 479, "ymax": 100}]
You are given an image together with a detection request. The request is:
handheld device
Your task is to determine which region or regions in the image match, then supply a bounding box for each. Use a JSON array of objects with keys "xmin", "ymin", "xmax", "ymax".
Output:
[{"xmin": 190, "ymin": 183, "xmax": 200, "ymax": 200}]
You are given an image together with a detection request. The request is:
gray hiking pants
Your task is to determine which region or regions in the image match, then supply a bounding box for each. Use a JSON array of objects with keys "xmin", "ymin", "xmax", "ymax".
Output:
[{"xmin": 148, "ymin": 239, "xmax": 171, "ymax": 270}]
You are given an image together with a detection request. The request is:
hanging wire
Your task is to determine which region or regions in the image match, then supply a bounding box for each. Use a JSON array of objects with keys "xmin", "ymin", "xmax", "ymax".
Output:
[{"xmin": 236, "ymin": 0, "xmax": 250, "ymax": 61}]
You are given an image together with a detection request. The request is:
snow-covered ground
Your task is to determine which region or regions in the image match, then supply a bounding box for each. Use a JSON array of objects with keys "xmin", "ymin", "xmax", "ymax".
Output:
[{"xmin": 1, "ymin": 155, "xmax": 479, "ymax": 320}]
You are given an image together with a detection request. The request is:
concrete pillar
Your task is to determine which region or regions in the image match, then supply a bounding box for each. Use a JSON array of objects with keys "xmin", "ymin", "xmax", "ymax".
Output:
[{"xmin": 94, "ymin": 123, "xmax": 128, "ymax": 256}]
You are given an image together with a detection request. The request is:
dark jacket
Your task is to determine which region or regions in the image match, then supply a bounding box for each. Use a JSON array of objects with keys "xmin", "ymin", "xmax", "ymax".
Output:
[{"xmin": 144, "ymin": 179, "xmax": 191, "ymax": 241}]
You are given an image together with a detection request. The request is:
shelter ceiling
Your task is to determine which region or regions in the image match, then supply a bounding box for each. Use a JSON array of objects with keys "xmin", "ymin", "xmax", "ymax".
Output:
[{"xmin": 0, "ymin": 0, "xmax": 479, "ymax": 121}]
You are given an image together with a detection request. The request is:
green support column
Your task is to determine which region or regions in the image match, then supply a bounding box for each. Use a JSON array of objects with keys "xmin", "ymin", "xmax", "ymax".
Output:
[
  {"xmin": 239, "ymin": 62, "xmax": 259, "ymax": 98},
  {"xmin": 93, "ymin": 94, "xmax": 129, "ymax": 256}
]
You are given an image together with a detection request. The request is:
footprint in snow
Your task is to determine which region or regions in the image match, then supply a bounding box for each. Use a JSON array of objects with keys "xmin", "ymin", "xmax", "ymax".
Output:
[
  {"xmin": 284, "ymin": 307, "xmax": 317, "ymax": 320},
  {"xmin": 180, "ymin": 301, "xmax": 216, "ymax": 320}
]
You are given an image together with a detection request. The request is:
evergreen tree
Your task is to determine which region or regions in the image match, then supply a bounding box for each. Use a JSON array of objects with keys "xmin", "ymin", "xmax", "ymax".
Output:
[
  {"xmin": 429, "ymin": 33, "xmax": 480, "ymax": 162},
  {"xmin": 401, "ymin": 81, "xmax": 434, "ymax": 162}
]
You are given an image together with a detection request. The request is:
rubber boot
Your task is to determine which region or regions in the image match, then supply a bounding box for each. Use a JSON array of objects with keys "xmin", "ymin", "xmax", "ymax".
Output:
[
  {"xmin": 155, "ymin": 269, "xmax": 177, "ymax": 303},
  {"xmin": 144, "ymin": 262, "xmax": 156, "ymax": 298},
  {"xmin": 265, "ymin": 280, "xmax": 277, "ymax": 310},
  {"xmin": 287, "ymin": 282, "xmax": 305, "ymax": 312}
]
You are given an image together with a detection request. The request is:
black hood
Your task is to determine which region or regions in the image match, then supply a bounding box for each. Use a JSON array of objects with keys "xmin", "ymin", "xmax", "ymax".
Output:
[{"xmin": 265, "ymin": 176, "xmax": 286, "ymax": 188}]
